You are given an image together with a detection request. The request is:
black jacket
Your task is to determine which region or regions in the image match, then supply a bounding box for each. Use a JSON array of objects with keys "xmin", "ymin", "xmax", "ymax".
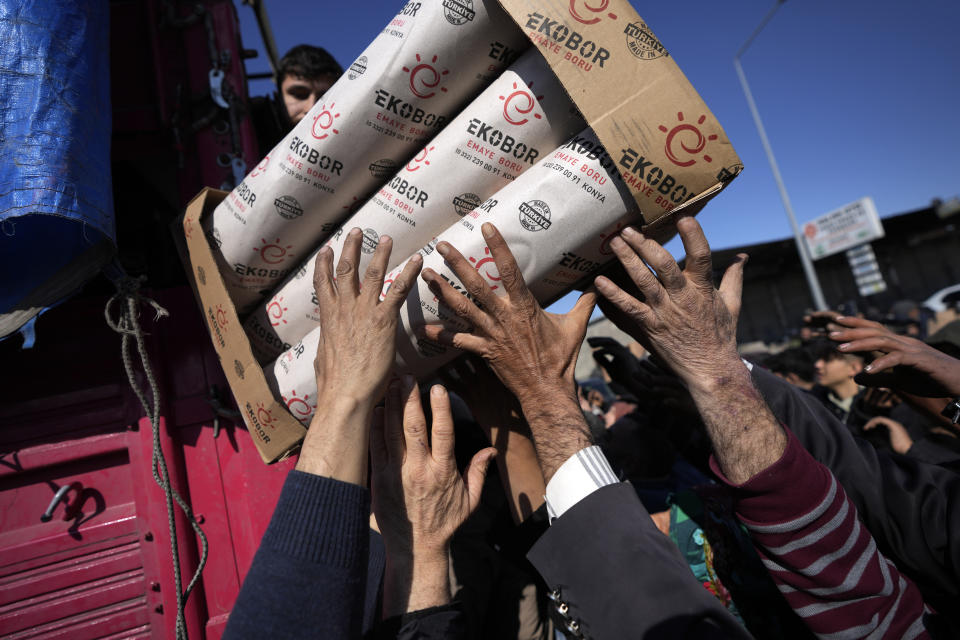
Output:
[
  {"xmin": 751, "ymin": 365, "xmax": 960, "ymax": 623},
  {"xmin": 527, "ymin": 482, "xmax": 751, "ymax": 639}
]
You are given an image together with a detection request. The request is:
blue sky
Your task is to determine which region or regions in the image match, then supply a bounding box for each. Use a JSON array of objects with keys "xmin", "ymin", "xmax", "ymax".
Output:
[{"xmin": 236, "ymin": 0, "xmax": 959, "ymax": 312}]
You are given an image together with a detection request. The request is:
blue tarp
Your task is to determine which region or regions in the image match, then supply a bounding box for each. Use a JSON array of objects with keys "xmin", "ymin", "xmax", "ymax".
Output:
[{"xmin": 0, "ymin": 0, "xmax": 115, "ymax": 339}]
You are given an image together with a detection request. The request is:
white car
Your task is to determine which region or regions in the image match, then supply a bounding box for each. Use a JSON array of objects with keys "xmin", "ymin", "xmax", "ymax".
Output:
[{"xmin": 923, "ymin": 284, "xmax": 960, "ymax": 313}]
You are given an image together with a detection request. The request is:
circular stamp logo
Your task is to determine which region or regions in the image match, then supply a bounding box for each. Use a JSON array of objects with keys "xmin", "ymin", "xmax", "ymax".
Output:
[
  {"xmin": 518, "ymin": 200, "xmax": 552, "ymax": 232},
  {"xmin": 625, "ymin": 21, "xmax": 669, "ymax": 60},
  {"xmin": 452, "ymin": 192, "xmax": 481, "ymax": 217},
  {"xmin": 361, "ymin": 228, "xmax": 380, "ymax": 254},
  {"xmin": 442, "ymin": 0, "xmax": 475, "ymax": 25},
  {"xmin": 369, "ymin": 158, "xmax": 399, "ymax": 179},
  {"xmin": 273, "ymin": 195, "xmax": 303, "ymax": 220},
  {"xmin": 348, "ymin": 55, "xmax": 367, "ymax": 80}
]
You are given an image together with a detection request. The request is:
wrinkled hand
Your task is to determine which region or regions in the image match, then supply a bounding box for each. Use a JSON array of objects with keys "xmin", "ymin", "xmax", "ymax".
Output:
[
  {"xmin": 298, "ymin": 230, "xmax": 422, "ymax": 482},
  {"xmin": 419, "ymin": 223, "xmax": 596, "ymax": 406},
  {"xmin": 593, "ymin": 217, "xmax": 747, "ymax": 392},
  {"xmin": 830, "ymin": 315, "xmax": 960, "ymax": 397},
  {"xmin": 312, "ymin": 228, "xmax": 422, "ymax": 405},
  {"xmin": 419, "ymin": 223, "xmax": 596, "ymax": 482},
  {"xmin": 863, "ymin": 416, "xmax": 914, "ymax": 455},
  {"xmin": 371, "ymin": 376, "xmax": 496, "ymax": 560}
]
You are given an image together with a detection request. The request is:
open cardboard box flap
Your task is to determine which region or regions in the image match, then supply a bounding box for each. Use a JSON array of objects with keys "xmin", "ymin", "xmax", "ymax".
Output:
[
  {"xmin": 497, "ymin": 0, "xmax": 741, "ymax": 227},
  {"xmin": 180, "ymin": 0, "xmax": 741, "ymax": 463},
  {"xmin": 182, "ymin": 189, "xmax": 306, "ymax": 463}
]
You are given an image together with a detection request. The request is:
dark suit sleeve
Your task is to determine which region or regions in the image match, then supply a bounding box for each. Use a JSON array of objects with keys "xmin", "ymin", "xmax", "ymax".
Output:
[
  {"xmin": 224, "ymin": 470, "xmax": 372, "ymax": 640},
  {"xmin": 751, "ymin": 365, "xmax": 960, "ymax": 613},
  {"xmin": 527, "ymin": 483, "xmax": 751, "ymax": 639}
]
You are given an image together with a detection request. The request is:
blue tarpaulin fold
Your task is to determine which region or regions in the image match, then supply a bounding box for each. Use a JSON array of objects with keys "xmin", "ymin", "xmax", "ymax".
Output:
[{"xmin": 0, "ymin": 0, "xmax": 115, "ymax": 339}]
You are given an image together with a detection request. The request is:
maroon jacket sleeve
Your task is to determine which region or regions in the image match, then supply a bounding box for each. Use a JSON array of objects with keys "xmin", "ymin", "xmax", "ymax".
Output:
[{"xmin": 711, "ymin": 429, "xmax": 932, "ymax": 639}]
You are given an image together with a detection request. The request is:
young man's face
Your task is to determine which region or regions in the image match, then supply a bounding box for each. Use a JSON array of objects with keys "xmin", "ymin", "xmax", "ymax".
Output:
[
  {"xmin": 280, "ymin": 74, "xmax": 335, "ymax": 125},
  {"xmin": 814, "ymin": 355, "xmax": 861, "ymax": 389}
]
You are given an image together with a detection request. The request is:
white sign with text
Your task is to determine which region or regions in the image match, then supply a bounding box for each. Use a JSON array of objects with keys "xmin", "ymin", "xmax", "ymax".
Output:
[{"xmin": 803, "ymin": 197, "xmax": 884, "ymax": 260}]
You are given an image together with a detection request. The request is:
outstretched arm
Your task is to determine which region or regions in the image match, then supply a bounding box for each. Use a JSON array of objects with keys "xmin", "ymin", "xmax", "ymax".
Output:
[
  {"xmin": 419, "ymin": 222, "xmax": 748, "ymax": 639},
  {"xmin": 225, "ymin": 232, "xmax": 422, "ymax": 640},
  {"xmin": 596, "ymin": 216, "xmax": 935, "ymax": 638}
]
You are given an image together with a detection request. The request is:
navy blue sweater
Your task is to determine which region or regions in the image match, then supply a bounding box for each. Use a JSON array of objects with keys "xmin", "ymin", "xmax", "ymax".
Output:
[{"xmin": 223, "ymin": 470, "xmax": 462, "ymax": 639}]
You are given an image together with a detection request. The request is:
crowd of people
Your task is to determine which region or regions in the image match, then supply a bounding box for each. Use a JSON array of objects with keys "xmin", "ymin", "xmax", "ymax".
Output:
[{"xmin": 215, "ymin": 214, "xmax": 960, "ymax": 639}]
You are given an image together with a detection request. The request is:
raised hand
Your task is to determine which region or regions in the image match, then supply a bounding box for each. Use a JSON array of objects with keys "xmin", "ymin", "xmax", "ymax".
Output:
[
  {"xmin": 593, "ymin": 217, "xmax": 747, "ymax": 394},
  {"xmin": 863, "ymin": 416, "xmax": 914, "ymax": 455},
  {"xmin": 829, "ymin": 315, "xmax": 960, "ymax": 397},
  {"xmin": 594, "ymin": 216, "xmax": 784, "ymax": 484},
  {"xmin": 296, "ymin": 229, "xmax": 422, "ymax": 483},
  {"xmin": 420, "ymin": 223, "xmax": 596, "ymax": 408},
  {"xmin": 418, "ymin": 222, "xmax": 596, "ymax": 482},
  {"xmin": 371, "ymin": 376, "xmax": 496, "ymax": 617}
]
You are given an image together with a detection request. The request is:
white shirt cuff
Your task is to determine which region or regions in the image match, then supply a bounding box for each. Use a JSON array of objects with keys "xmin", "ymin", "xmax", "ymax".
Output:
[{"xmin": 544, "ymin": 446, "xmax": 619, "ymax": 523}]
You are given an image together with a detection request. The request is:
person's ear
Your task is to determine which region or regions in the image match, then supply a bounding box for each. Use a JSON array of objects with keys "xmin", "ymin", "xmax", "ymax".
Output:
[{"xmin": 849, "ymin": 359, "xmax": 864, "ymax": 376}]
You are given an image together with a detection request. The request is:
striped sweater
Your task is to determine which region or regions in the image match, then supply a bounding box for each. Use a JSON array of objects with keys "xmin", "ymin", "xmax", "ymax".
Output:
[{"xmin": 712, "ymin": 429, "xmax": 932, "ymax": 639}]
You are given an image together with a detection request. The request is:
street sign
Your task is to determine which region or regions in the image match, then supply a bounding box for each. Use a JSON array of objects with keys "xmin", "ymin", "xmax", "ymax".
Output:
[
  {"xmin": 803, "ymin": 197, "xmax": 885, "ymax": 260},
  {"xmin": 845, "ymin": 244, "xmax": 887, "ymax": 297}
]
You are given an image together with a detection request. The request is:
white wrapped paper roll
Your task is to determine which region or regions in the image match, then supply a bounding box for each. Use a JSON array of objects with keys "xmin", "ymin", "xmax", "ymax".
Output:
[
  {"xmin": 264, "ymin": 329, "xmax": 322, "ymax": 427},
  {"xmin": 206, "ymin": 0, "xmax": 528, "ymax": 313},
  {"xmin": 245, "ymin": 49, "xmax": 585, "ymax": 362},
  {"xmin": 264, "ymin": 129, "xmax": 644, "ymax": 406}
]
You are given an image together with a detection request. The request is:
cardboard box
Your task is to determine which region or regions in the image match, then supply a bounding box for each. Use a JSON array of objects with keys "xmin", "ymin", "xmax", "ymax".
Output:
[
  {"xmin": 182, "ymin": 189, "xmax": 306, "ymax": 463},
  {"xmin": 180, "ymin": 0, "xmax": 741, "ymax": 463}
]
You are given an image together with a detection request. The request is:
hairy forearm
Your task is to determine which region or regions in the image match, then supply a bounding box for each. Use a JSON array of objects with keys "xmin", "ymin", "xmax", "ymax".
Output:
[
  {"xmin": 382, "ymin": 551, "xmax": 450, "ymax": 618},
  {"xmin": 296, "ymin": 396, "xmax": 371, "ymax": 485},
  {"xmin": 521, "ymin": 390, "xmax": 592, "ymax": 484},
  {"xmin": 687, "ymin": 359, "xmax": 787, "ymax": 485}
]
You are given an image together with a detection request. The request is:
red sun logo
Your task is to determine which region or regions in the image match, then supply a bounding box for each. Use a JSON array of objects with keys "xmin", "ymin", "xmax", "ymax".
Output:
[
  {"xmin": 267, "ymin": 295, "xmax": 289, "ymax": 326},
  {"xmin": 184, "ymin": 216, "xmax": 194, "ymax": 239},
  {"xmin": 499, "ymin": 82, "xmax": 544, "ymax": 126},
  {"xmin": 311, "ymin": 104, "xmax": 341, "ymax": 140},
  {"xmin": 468, "ymin": 247, "xmax": 501, "ymax": 291},
  {"xmin": 658, "ymin": 112, "xmax": 718, "ymax": 168},
  {"xmin": 406, "ymin": 145, "xmax": 436, "ymax": 171},
  {"xmin": 215, "ymin": 304, "xmax": 229, "ymax": 329},
  {"xmin": 380, "ymin": 267, "xmax": 401, "ymax": 301},
  {"xmin": 250, "ymin": 155, "xmax": 270, "ymax": 178},
  {"xmin": 282, "ymin": 389, "xmax": 317, "ymax": 420},
  {"xmin": 256, "ymin": 237, "xmax": 294, "ymax": 265},
  {"xmin": 256, "ymin": 403, "xmax": 276, "ymax": 429},
  {"xmin": 568, "ymin": 0, "xmax": 617, "ymax": 24},
  {"xmin": 402, "ymin": 54, "xmax": 449, "ymax": 99}
]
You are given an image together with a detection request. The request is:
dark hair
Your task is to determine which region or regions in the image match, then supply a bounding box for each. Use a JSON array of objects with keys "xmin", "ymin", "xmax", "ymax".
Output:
[
  {"xmin": 810, "ymin": 338, "xmax": 867, "ymax": 365},
  {"xmin": 764, "ymin": 347, "xmax": 816, "ymax": 383},
  {"xmin": 810, "ymin": 339, "xmax": 843, "ymax": 362},
  {"xmin": 278, "ymin": 45, "xmax": 342, "ymax": 85}
]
